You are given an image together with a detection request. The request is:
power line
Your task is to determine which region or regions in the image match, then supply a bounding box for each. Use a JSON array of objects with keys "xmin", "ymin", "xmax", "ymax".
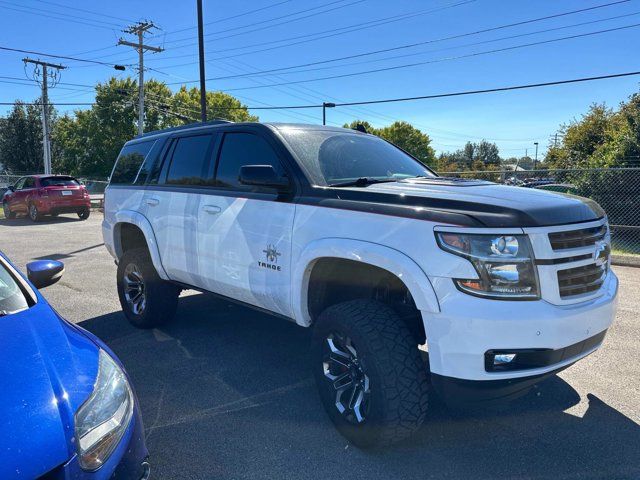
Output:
[
  {"xmin": 0, "ymin": 0, "xmax": 122, "ymax": 27},
  {"xmin": 161, "ymin": 0, "xmax": 366, "ymax": 47},
  {"xmin": 210, "ymin": 23, "xmax": 640, "ymax": 91},
  {"xmin": 331, "ymin": 71, "xmax": 640, "ymax": 107},
  {"xmin": 154, "ymin": 0, "xmax": 294, "ymax": 38},
  {"xmin": 5, "ymin": 70, "xmax": 639, "ymax": 110},
  {"xmin": 0, "ymin": 45, "xmax": 127, "ymax": 69},
  {"xmin": 226, "ymin": 11, "xmax": 640, "ymax": 79},
  {"xmin": 166, "ymin": 3, "xmax": 636, "ymax": 81},
  {"xmin": 0, "ymin": 2, "xmax": 121, "ymax": 30},
  {"xmin": 31, "ymin": 0, "xmax": 135, "ymax": 23},
  {"xmin": 149, "ymin": 0, "xmax": 476, "ymax": 63}
]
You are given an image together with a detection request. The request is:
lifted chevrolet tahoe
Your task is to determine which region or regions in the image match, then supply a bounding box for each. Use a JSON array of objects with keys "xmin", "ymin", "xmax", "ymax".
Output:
[{"xmin": 103, "ymin": 120, "xmax": 618, "ymax": 447}]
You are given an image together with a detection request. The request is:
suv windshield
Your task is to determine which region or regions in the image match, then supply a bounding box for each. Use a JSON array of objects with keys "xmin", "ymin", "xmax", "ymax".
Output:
[
  {"xmin": 278, "ymin": 127, "xmax": 435, "ymax": 186},
  {"xmin": 0, "ymin": 261, "xmax": 29, "ymax": 315},
  {"xmin": 41, "ymin": 176, "xmax": 79, "ymax": 187}
]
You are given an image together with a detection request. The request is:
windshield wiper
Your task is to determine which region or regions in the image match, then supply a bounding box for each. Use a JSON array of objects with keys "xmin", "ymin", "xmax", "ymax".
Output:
[{"xmin": 328, "ymin": 177, "xmax": 398, "ymax": 188}]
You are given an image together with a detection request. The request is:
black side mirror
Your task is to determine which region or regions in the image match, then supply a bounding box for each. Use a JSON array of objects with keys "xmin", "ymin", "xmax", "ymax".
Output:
[
  {"xmin": 7, "ymin": 185, "xmax": 15, "ymax": 192},
  {"xmin": 239, "ymin": 165, "xmax": 289, "ymax": 189},
  {"xmin": 27, "ymin": 260, "xmax": 64, "ymax": 289}
]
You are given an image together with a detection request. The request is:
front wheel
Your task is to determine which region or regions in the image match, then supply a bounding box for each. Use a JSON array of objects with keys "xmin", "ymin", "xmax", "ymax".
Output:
[
  {"xmin": 2, "ymin": 202, "xmax": 15, "ymax": 219},
  {"xmin": 311, "ymin": 299, "xmax": 429, "ymax": 448},
  {"xmin": 77, "ymin": 207, "xmax": 90, "ymax": 220},
  {"xmin": 116, "ymin": 248, "xmax": 180, "ymax": 328}
]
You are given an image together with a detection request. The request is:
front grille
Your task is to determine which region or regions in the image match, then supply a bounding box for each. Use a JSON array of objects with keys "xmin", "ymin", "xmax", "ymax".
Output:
[
  {"xmin": 548, "ymin": 224, "xmax": 607, "ymax": 250},
  {"xmin": 557, "ymin": 262, "xmax": 607, "ymax": 298}
]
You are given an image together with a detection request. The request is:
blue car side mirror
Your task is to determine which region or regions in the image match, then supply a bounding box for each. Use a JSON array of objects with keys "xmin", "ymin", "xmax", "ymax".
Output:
[{"xmin": 26, "ymin": 260, "xmax": 64, "ymax": 289}]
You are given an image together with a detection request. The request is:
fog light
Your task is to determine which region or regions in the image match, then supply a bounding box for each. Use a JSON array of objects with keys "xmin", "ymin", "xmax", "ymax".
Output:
[{"xmin": 494, "ymin": 353, "xmax": 516, "ymax": 365}]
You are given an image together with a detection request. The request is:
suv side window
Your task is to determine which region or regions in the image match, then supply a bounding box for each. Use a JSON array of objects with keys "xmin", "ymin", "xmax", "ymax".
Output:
[
  {"xmin": 215, "ymin": 132, "xmax": 284, "ymax": 189},
  {"xmin": 165, "ymin": 134, "xmax": 214, "ymax": 186},
  {"xmin": 111, "ymin": 140, "xmax": 155, "ymax": 185},
  {"xmin": 22, "ymin": 177, "xmax": 35, "ymax": 189}
]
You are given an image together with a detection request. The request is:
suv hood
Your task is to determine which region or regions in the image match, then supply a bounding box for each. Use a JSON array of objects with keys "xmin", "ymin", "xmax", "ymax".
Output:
[
  {"xmin": 0, "ymin": 301, "xmax": 98, "ymax": 479},
  {"xmin": 325, "ymin": 178, "xmax": 604, "ymax": 228}
]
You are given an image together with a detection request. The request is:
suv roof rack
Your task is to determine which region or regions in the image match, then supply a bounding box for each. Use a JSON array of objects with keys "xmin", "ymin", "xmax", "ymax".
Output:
[{"xmin": 137, "ymin": 119, "xmax": 234, "ymax": 138}]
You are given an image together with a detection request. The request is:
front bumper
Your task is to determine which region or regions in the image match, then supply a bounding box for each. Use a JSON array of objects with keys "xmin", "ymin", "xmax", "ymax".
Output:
[{"xmin": 423, "ymin": 270, "xmax": 618, "ymax": 383}]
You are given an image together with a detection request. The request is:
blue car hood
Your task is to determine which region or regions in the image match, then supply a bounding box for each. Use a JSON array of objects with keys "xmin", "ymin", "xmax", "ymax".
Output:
[{"xmin": 0, "ymin": 300, "xmax": 99, "ymax": 478}]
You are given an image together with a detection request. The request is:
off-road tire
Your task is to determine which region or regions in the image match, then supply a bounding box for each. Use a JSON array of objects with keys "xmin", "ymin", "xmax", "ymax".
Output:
[
  {"xmin": 28, "ymin": 203, "xmax": 41, "ymax": 222},
  {"xmin": 117, "ymin": 247, "xmax": 180, "ymax": 329},
  {"xmin": 2, "ymin": 202, "xmax": 16, "ymax": 219},
  {"xmin": 77, "ymin": 207, "xmax": 90, "ymax": 220},
  {"xmin": 311, "ymin": 299, "xmax": 429, "ymax": 448}
]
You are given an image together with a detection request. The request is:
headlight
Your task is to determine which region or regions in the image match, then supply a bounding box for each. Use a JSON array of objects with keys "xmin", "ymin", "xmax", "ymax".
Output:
[
  {"xmin": 436, "ymin": 232, "xmax": 539, "ymax": 300},
  {"xmin": 75, "ymin": 350, "xmax": 134, "ymax": 471}
]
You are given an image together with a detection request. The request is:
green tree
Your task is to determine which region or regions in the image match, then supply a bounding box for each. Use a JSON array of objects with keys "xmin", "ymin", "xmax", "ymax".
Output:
[
  {"xmin": 437, "ymin": 140, "xmax": 502, "ymax": 172},
  {"xmin": 0, "ymin": 100, "xmax": 54, "ymax": 173},
  {"xmin": 51, "ymin": 77, "xmax": 259, "ymax": 178}
]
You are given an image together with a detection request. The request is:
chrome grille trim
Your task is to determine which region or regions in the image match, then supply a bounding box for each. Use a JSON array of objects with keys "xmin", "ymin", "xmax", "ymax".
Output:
[
  {"xmin": 548, "ymin": 224, "xmax": 607, "ymax": 250},
  {"xmin": 557, "ymin": 263, "xmax": 607, "ymax": 299}
]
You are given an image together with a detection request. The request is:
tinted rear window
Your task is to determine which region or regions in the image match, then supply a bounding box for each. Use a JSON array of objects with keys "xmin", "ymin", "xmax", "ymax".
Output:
[
  {"xmin": 111, "ymin": 141, "xmax": 155, "ymax": 185},
  {"xmin": 165, "ymin": 134, "xmax": 214, "ymax": 186},
  {"xmin": 41, "ymin": 176, "xmax": 79, "ymax": 187}
]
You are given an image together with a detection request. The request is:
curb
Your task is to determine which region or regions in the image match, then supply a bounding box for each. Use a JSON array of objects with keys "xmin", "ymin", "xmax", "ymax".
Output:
[{"xmin": 612, "ymin": 254, "xmax": 640, "ymax": 268}]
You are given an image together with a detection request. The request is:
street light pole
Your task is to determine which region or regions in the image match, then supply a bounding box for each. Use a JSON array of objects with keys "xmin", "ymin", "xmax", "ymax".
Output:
[
  {"xmin": 197, "ymin": 0, "xmax": 207, "ymax": 122},
  {"xmin": 533, "ymin": 142, "xmax": 539, "ymax": 170},
  {"xmin": 322, "ymin": 102, "xmax": 335, "ymax": 125}
]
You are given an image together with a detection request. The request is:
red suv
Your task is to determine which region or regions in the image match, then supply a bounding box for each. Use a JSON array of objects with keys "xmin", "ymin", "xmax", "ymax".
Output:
[{"xmin": 2, "ymin": 175, "xmax": 91, "ymax": 222}]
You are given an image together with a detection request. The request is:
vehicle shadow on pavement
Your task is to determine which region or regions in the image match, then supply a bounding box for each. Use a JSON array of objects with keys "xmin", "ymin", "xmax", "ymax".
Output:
[
  {"xmin": 0, "ymin": 215, "xmax": 80, "ymax": 227},
  {"xmin": 81, "ymin": 293, "xmax": 640, "ymax": 480}
]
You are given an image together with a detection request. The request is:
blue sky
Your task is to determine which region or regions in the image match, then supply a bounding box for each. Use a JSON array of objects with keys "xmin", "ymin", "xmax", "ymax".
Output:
[{"xmin": 1, "ymin": 0, "xmax": 639, "ymax": 156}]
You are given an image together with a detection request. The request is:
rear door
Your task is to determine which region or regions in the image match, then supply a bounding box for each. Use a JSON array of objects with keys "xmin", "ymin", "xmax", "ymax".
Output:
[
  {"xmin": 143, "ymin": 132, "xmax": 217, "ymax": 285},
  {"xmin": 196, "ymin": 129, "xmax": 296, "ymax": 317}
]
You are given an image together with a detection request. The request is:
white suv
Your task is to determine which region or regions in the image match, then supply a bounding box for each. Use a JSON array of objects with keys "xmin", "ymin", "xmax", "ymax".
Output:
[{"xmin": 103, "ymin": 121, "xmax": 618, "ymax": 447}]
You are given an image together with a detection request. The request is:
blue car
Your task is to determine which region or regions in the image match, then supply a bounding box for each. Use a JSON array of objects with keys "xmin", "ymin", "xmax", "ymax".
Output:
[{"xmin": 0, "ymin": 253, "xmax": 149, "ymax": 479}]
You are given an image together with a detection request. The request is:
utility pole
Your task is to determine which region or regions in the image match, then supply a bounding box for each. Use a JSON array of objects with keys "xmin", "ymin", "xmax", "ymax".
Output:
[
  {"xmin": 322, "ymin": 102, "xmax": 335, "ymax": 125},
  {"xmin": 533, "ymin": 142, "xmax": 539, "ymax": 170},
  {"xmin": 197, "ymin": 0, "xmax": 207, "ymax": 122},
  {"xmin": 118, "ymin": 21, "xmax": 163, "ymax": 135},
  {"xmin": 23, "ymin": 58, "xmax": 65, "ymax": 175}
]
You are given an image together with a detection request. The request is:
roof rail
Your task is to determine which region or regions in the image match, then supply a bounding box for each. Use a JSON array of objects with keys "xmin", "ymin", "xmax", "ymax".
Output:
[{"xmin": 137, "ymin": 119, "xmax": 234, "ymax": 138}]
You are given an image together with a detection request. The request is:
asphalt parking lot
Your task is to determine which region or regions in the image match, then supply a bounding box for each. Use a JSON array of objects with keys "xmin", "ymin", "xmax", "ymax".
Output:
[{"xmin": 1, "ymin": 213, "xmax": 639, "ymax": 480}]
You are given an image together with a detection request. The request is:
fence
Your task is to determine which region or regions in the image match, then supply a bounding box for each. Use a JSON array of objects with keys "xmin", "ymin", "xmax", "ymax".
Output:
[
  {"xmin": 438, "ymin": 168, "xmax": 640, "ymax": 256},
  {"xmin": 1, "ymin": 169, "xmax": 639, "ymax": 256}
]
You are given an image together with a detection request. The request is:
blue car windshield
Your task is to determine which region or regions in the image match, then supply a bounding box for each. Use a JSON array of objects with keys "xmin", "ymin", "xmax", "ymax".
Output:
[{"xmin": 0, "ymin": 263, "xmax": 29, "ymax": 315}]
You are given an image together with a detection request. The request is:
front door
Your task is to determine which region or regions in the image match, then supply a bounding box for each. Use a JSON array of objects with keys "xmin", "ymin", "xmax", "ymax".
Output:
[{"xmin": 196, "ymin": 131, "xmax": 296, "ymax": 318}]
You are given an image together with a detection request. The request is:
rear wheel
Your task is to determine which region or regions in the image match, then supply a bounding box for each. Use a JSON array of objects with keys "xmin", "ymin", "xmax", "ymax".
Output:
[
  {"xmin": 77, "ymin": 207, "xmax": 90, "ymax": 220},
  {"xmin": 311, "ymin": 299, "xmax": 429, "ymax": 448},
  {"xmin": 28, "ymin": 203, "xmax": 41, "ymax": 222},
  {"xmin": 2, "ymin": 202, "xmax": 15, "ymax": 219},
  {"xmin": 117, "ymin": 247, "xmax": 180, "ymax": 328}
]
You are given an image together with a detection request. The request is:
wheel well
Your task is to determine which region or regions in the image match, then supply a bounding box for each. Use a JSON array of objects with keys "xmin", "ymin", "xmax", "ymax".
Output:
[
  {"xmin": 307, "ymin": 258, "xmax": 426, "ymax": 344},
  {"xmin": 116, "ymin": 223, "xmax": 148, "ymax": 258}
]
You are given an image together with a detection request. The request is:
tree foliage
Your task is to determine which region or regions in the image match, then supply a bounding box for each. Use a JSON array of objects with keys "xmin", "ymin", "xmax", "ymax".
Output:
[
  {"xmin": 0, "ymin": 101, "xmax": 55, "ymax": 174},
  {"xmin": 544, "ymin": 94, "xmax": 640, "ymax": 169},
  {"xmin": 0, "ymin": 77, "xmax": 258, "ymax": 178},
  {"xmin": 436, "ymin": 140, "xmax": 501, "ymax": 172}
]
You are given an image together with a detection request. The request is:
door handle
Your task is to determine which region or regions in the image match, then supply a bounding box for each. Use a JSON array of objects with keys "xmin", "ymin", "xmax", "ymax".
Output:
[
  {"xmin": 145, "ymin": 197, "xmax": 160, "ymax": 207},
  {"xmin": 203, "ymin": 205, "xmax": 222, "ymax": 214}
]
